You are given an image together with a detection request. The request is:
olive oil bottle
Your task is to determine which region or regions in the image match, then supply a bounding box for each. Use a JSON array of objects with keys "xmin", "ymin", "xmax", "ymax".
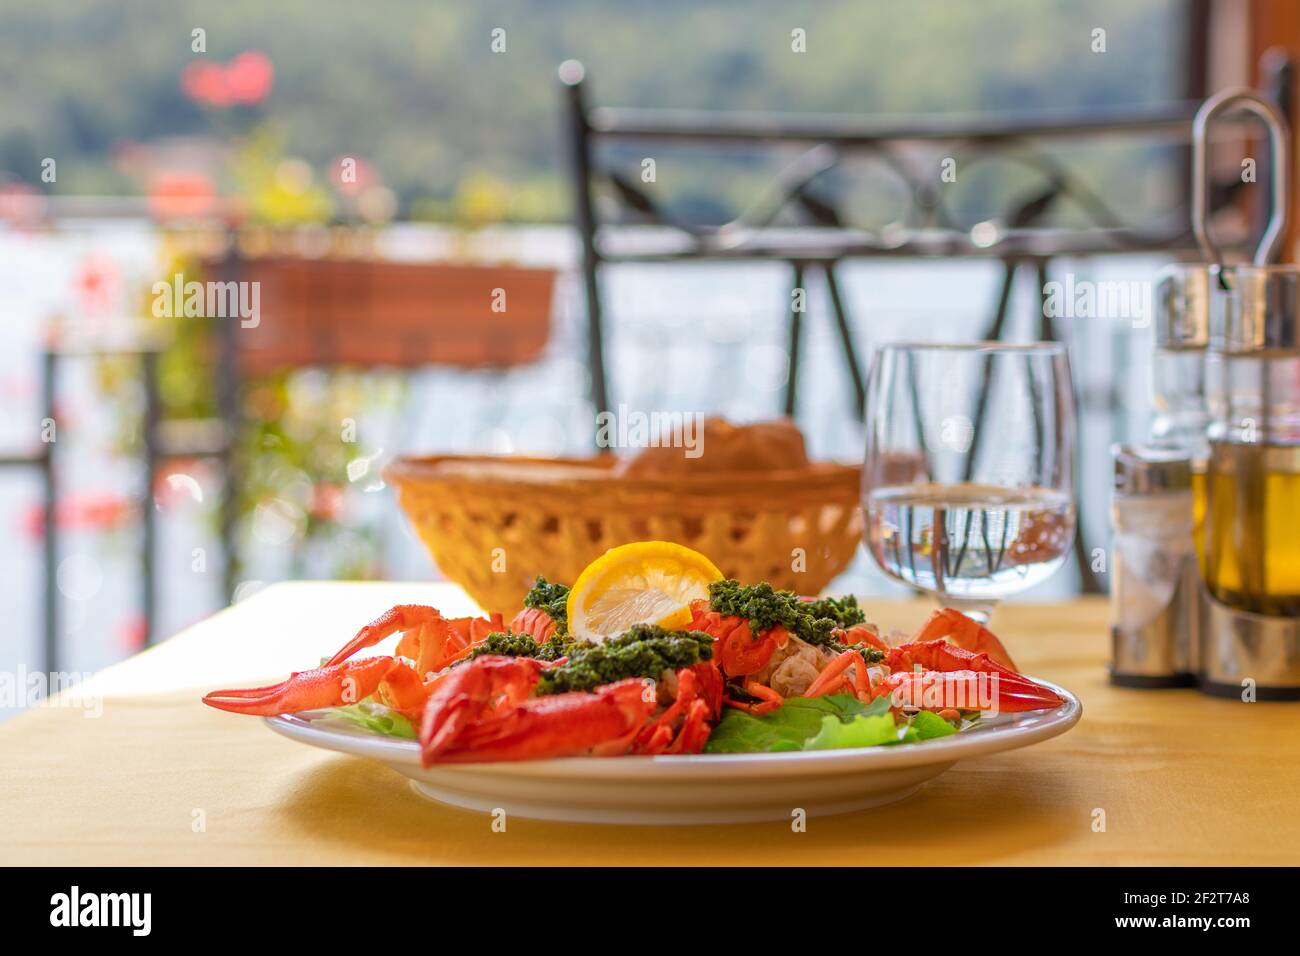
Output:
[
  {"xmin": 1202, "ymin": 440, "xmax": 1300, "ymax": 617},
  {"xmin": 1191, "ymin": 461, "xmax": 1208, "ymax": 575}
]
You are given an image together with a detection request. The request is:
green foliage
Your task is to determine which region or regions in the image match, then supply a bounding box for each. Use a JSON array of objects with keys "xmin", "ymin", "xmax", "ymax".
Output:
[
  {"xmin": 237, "ymin": 368, "xmax": 402, "ymax": 579},
  {"xmin": 111, "ymin": 233, "xmax": 406, "ymax": 581},
  {"xmin": 0, "ymin": 0, "xmax": 1186, "ymax": 223}
]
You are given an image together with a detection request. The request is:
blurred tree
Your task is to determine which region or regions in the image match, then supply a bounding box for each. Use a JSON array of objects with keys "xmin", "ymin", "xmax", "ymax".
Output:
[{"xmin": 0, "ymin": 0, "xmax": 1187, "ymax": 223}]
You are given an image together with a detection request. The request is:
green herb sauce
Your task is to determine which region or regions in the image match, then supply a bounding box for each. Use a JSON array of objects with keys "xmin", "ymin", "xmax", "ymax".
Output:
[
  {"xmin": 458, "ymin": 624, "xmax": 714, "ymax": 695},
  {"xmin": 800, "ymin": 594, "xmax": 867, "ymax": 629},
  {"xmin": 534, "ymin": 625, "xmax": 714, "ymax": 696},
  {"xmin": 462, "ymin": 630, "xmax": 576, "ymax": 664},
  {"xmin": 707, "ymin": 580, "xmax": 872, "ymax": 650},
  {"xmin": 522, "ymin": 576, "xmax": 570, "ymax": 636}
]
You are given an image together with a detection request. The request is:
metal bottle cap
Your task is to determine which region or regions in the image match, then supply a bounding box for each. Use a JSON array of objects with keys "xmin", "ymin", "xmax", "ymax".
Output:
[
  {"xmin": 1210, "ymin": 263, "xmax": 1300, "ymax": 355},
  {"xmin": 1155, "ymin": 264, "xmax": 1212, "ymax": 350},
  {"xmin": 1112, "ymin": 443, "xmax": 1192, "ymax": 494}
]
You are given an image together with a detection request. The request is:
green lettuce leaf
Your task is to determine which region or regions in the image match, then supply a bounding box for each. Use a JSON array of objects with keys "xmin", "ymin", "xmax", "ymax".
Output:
[
  {"xmin": 703, "ymin": 694, "xmax": 890, "ymax": 753},
  {"xmin": 329, "ymin": 702, "xmax": 416, "ymax": 739},
  {"xmin": 704, "ymin": 693, "xmax": 964, "ymax": 753},
  {"xmin": 895, "ymin": 708, "xmax": 959, "ymax": 744},
  {"xmin": 805, "ymin": 712, "xmax": 899, "ymax": 749}
]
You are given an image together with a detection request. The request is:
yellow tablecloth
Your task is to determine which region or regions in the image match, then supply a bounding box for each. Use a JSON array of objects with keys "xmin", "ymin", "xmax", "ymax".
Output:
[{"xmin": 1, "ymin": 582, "xmax": 1295, "ymax": 865}]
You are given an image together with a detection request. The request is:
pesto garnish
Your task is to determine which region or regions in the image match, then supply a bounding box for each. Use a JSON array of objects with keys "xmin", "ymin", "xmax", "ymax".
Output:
[
  {"xmin": 707, "ymin": 579, "xmax": 865, "ymax": 649},
  {"xmin": 462, "ymin": 630, "xmax": 577, "ymax": 664},
  {"xmin": 842, "ymin": 643, "xmax": 886, "ymax": 663},
  {"xmin": 801, "ymin": 594, "xmax": 866, "ymax": 629},
  {"xmin": 534, "ymin": 625, "xmax": 713, "ymax": 696},
  {"xmin": 523, "ymin": 576, "xmax": 570, "ymax": 636}
]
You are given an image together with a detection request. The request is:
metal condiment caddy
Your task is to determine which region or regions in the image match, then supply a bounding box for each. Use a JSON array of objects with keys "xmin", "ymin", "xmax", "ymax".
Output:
[{"xmin": 1120, "ymin": 87, "xmax": 1300, "ymax": 698}]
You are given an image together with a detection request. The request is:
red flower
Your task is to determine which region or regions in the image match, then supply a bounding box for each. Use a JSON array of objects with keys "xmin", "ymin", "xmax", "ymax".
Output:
[
  {"xmin": 21, "ymin": 492, "xmax": 133, "ymax": 540},
  {"xmin": 146, "ymin": 171, "xmax": 216, "ymax": 221},
  {"xmin": 309, "ymin": 482, "xmax": 345, "ymax": 521},
  {"xmin": 73, "ymin": 254, "xmax": 120, "ymax": 316},
  {"xmin": 182, "ymin": 61, "xmax": 231, "ymax": 107},
  {"xmin": 116, "ymin": 614, "xmax": 148, "ymax": 653},
  {"xmin": 181, "ymin": 50, "xmax": 274, "ymax": 108},
  {"xmin": 225, "ymin": 51, "xmax": 274, "ymax": 105},
  {"xmin": 0, "ymin": 181, "xmax": 46, "ymax": 227},
  {"xmin": 332, "ymin": 155, "xmax": 376, "ymax": 194}
]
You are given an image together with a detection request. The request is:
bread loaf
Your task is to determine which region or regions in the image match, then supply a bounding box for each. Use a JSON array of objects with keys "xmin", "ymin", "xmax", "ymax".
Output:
[{"xmin": 613, "ymin": 417, "xmax": 809, "ymax": 477}]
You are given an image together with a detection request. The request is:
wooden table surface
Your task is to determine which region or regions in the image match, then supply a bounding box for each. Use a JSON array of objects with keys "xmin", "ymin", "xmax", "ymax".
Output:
[{"xmin": 1, "ymin": 581, "xmax": 1295, "ymax": 866}]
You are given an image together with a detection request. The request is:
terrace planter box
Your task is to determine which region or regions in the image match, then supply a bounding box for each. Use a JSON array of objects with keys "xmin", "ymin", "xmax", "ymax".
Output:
[{"xmin": 208, "ymin": 256, "xmax": 556, "ymax": 372}]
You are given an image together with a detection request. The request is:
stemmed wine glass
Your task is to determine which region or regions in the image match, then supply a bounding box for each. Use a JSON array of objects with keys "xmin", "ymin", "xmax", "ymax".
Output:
[{"xmin": 862, "ymin": 342, "xmax": 1076, "ymax": 624}]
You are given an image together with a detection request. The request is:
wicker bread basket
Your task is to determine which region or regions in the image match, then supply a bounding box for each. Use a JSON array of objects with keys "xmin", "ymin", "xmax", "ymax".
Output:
[{"xmin": 386, "ymin": 454, "xmax": 863, "ymax": 614}]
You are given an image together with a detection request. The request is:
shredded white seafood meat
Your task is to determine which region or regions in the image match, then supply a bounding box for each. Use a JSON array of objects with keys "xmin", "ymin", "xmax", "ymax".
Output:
[
  {"xmin": 747, "ymin": 635, "xmax": 834, "ymax": 697},
  {"xmin": 656, "ymin": 667, "xmax": 679, "ymax": 705},
  {"xmin": 743, "ymin": 632, "xmax": 893, "ymax": 698},
  {"xmin": 771, "ymin": 654, "xmax": 822, "ymax": 698}
]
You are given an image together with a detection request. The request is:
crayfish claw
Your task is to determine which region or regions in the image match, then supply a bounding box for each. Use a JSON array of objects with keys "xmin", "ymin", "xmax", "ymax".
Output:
[
  {"xmin": 911, "ymin": 608, "xmax": 1019, "ymax": 672},
  {"xmin": 202, "ymin": 656, "xmax": 398, "ymax": 716}
]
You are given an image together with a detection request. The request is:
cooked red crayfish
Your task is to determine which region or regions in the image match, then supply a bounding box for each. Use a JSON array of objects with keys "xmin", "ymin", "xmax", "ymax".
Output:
[
  {"xmin": 203, "ymin": 604, "xmax": 505, "ymax": 721},
  {"xmin": 687, "ymin": 602, "xmax": 1062, "ymax": 716},
  {"xmin": 203, "ymin": 596, "xmax": 1061, "ymax": 765},
  {"xmin": 867, "ymin": 638, "xmax": 1064, "ymax": 713},
  {"xmin": 420, "ymin": 657, "xmax": 721, "ymax": 764},
  {"xmin": 203, "ymin": 602, "xmax": 722, "ymax": 765}
]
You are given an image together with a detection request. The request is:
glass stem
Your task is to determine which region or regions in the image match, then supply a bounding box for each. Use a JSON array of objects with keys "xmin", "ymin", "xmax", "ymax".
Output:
[{"xmin": 936, "ymin": 595, "xmax": 996, "ymax": 626}]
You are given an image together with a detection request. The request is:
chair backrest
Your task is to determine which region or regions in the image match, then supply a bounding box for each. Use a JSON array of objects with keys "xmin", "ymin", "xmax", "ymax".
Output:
[
  {"xmin": 209, "ymin": 256, "xmax": 556, "ymax": 373},
  {"xmin": 561, "ymin": 64, "xmax": 1227, "ymax": 255}
]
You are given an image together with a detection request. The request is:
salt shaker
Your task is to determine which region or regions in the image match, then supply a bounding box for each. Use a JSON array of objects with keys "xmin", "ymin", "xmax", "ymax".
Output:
[{"xmin": 1109, "ymin": 444, "xmax": 1199, "ymax": 687}]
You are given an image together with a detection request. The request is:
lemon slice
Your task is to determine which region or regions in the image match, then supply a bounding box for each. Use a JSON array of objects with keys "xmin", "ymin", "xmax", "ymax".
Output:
[{"xmin": 566, "ymin": 541, "xmax": 724, "ymax": 643}]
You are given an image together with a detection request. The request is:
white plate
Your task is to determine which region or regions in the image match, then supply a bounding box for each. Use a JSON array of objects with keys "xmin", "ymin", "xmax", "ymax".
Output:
[{"xmin": 266, "ymin": 679, "xmax": 1080, "ymax": 825}]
